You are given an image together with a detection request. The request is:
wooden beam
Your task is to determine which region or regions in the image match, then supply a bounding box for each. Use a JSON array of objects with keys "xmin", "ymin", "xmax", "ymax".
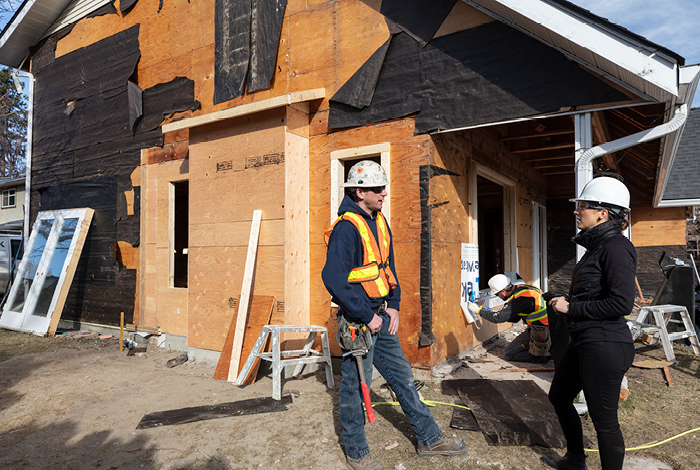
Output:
[
  {"xmin": 522, "ymin": 155, "xmax": 572, "ymax": 163},
  {"xmin": 533, "ymin": 163, "xmax": 573, "ymax": 170},
  {"xmin": 512, "ymin": 143, "xmax": 574, "ymax": 154},
  {"xmin": 162, "ymin": 89, "xmax": 326, "ymax": 133},
  {"xmin": 500, "ymin": 129, "xmax": 572, "ymax": 141},
  {"xmin": 591, "ymin": 111, "xmax": 620, "ymax": 173},
  {"xmin": 228, "ymin": 210, "xmax": 263, "ymax": 382}
]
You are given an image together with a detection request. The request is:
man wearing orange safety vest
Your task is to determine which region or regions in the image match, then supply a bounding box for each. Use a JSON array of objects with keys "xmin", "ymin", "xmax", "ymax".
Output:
[
  {"xmin": 323, "ymin": 161, "xmax": 466, "ymax": 470},
  {"xmin": 468, "ymin": 273, "xmax": 551, "ymax": 363}
]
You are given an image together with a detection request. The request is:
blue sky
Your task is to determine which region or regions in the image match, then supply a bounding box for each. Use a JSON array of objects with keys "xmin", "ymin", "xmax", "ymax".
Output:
[{"xmin": 574, "ymin": 0, "xmax": 700, "ymax": 105}]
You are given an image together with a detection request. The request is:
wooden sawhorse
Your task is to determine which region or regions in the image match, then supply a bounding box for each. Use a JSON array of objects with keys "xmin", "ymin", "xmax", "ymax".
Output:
[{"xmin": 234, "ymin": 325, "xmax": 335, "ymax": 400}]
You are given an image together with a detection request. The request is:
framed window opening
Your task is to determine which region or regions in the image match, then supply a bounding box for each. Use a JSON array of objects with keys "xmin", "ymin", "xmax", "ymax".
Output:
[
  {"xmin": 0, "ymin": 208, "xmax": 94, "ymax": 336},
  {"xmin": 171, "ymin": 180, "xmax": 189, "ymax": 288},
  {"xmin": 531, "ymin": 201, "xmax": 548, "ymax": 291},
  {"xmin": 329, "ymin": 143, "xmax": 391, "ymax": 225},
  {"xmin": 468, "ymin": 161, "xmax": 517, "ymax": 291},
  {"xmin": 2, "ymin": 188, "xmax": 16, "ymax": 208}
]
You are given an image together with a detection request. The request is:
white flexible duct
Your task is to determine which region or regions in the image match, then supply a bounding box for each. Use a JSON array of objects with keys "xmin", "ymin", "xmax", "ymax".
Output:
[{"xmin": 574, "ymin": 104, "xmax": 688, "ymax": 198}]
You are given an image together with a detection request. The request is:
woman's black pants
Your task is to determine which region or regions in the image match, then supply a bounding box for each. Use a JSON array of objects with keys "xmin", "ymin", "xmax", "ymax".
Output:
[{"xmin": 548, "ymin": 341, "xmax": 634, "ymax": 470}]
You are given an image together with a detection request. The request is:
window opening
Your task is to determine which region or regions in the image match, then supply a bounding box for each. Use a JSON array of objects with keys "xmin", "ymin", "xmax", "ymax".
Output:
[
  {"xmin": 173, "ymin": 181, "xmax": 189, "ymax": 288},
  {"xmin": 330, "ymin": 143, "xmax": 391, "ymax": 225}
]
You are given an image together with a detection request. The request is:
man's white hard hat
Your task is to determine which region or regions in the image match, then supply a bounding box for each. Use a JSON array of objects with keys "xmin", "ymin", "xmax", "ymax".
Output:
[
  {"xmin": 342, "ymin": 160, "xmax": 388, "ymax": 188},
  {"xmin": 488, "ymin": 274, "xmax": 511, "ymax": 295},
  {"xmin": 569, "ymin": 176, "xmax": 630, "ymax": 215}
]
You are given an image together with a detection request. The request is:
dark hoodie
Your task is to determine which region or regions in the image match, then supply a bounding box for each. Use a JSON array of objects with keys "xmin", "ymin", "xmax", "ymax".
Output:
[
  {"xmin": 322, "ymin": 195, "xmax": 401, "ymax": 325},
  {"xmin": 567, "ymin": 220, "xmax": 636, "ymax": 344}
]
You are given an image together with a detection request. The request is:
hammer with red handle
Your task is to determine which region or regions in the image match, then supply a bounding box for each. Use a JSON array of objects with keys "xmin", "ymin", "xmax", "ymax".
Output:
[{"xmin": 348, "ymin": 326, "xmax": 376, "ymax": 423}]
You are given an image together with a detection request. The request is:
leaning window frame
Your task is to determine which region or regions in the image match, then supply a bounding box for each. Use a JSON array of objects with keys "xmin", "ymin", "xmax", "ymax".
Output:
[{"xmin": 0, "ymin": 208, "xmax": 94, "ymax": 336}]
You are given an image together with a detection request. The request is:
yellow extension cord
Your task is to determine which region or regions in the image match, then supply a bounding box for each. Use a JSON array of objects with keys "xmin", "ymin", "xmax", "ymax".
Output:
[{"xmin": 368, "ymin": 399, "xmax": 700, "ymax": 453}]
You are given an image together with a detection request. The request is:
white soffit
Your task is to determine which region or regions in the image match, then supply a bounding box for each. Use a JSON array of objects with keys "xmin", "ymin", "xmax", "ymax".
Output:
[
  {"xmin": 0, "ymin": 0, "xmax": 73, "ymax": 67},
  {"xmin": 0, "ymin": 0, "xmax": 110, "ymax": 68},
  {"xmin": 42, "ymin": 0, "xmax": 112, "ymax": 38},
  {"xmin": 465, "ymin": 0, "xmax": 681, "ymax": 102}
]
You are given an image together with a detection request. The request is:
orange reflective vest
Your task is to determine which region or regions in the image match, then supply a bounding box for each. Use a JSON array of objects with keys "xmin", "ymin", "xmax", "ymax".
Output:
[
  {"xmin": 324, "ymin": 211, "xmax": 398, "ymax": 298},
  {"xmin": 508, "ymin": 285, "xmax": 548, "ymax": 326}
]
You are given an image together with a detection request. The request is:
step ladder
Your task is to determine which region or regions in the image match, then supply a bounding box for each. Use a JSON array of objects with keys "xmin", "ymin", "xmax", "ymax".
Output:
[
  {"xmin": 235, "ymin": 325, "xmax": 335, "ymax": 400},
  {"xmin": 632, "ymin": 305, "xmax": 700, "ymax": 363}
]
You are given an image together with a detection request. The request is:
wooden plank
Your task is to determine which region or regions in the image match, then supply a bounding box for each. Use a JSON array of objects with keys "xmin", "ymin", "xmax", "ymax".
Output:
[
  {"xmin": 284, "ymin": 131, "xmax": 310, "ymax": 328},
  {"xmin": 162, "ymin": 89, "xmax": 325, "ymax": 133},
  {"xmin": 213, "ymin": 295, "xmax": 275, "ymax": 383},
  {"xmin": 228, "ymin": 210, "xmax": 263, "ymax": 382},
  {"xmin": 663, "ymin": 366, "xmax": 674, "ymax": 386},
  {"xmin": 125, "ymin": 324, "xmax": 162, "ymax": 335}
]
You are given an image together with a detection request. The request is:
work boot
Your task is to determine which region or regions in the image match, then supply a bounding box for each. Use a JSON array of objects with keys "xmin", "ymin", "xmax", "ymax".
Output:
[
  {"xmin": 416, "ymin": 436, "xmax": 467, "ymax": 456},
  {"xmin": 542, "ymin": 452, "xmax": 588, "ymax": 470},
  {"xmin": 346, "ymin": 454, "xmax": 385, "ymax": 470}
]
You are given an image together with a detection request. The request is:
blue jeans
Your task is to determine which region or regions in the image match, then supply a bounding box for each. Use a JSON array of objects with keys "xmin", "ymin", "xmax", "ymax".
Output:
[{"xmin": 339, "ymin": 311, "xmax": 442, "ymax": 459}]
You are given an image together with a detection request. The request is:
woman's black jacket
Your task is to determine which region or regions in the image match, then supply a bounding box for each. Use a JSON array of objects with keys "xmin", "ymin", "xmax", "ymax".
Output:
[{"xmin": 567, "ymin": 220, "xmax": 636, "ymax": 345}]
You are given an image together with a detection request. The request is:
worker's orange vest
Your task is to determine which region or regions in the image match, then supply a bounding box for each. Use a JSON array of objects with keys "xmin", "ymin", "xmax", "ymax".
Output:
[
  {"xmin": 324, "ymin": 211, "xmax": 398, "ymax": 298},
  {"xmin": 508, "ymin": 285, "xmax": 548, "ymax": 326}
]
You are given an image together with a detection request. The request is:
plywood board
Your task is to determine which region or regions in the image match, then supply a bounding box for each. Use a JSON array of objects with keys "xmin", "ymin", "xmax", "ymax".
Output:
[
  {"xmin": 190, "ymin": 219, "xmax": 285, "ymax": 247},
  {"xmin": 336, "ymin": 0, "xmax": 390, "ymax": 86},
  {"xmin": 287, "ymin": 3, "xmax": 336, "ymax": 83},
  {"xmin": 631, "ymin": 205, "xmax": 686, "ymax": 247},
  {"xmin": 187, "ymin": 245, "xmax": 285, "ymax": 350},
  {"xmin": 214, "ymin": 295, "xmax": 275, "ymax": 382},
  {"xmin": 433, "ymin": 1, "xmax": 495, "ymax": 38}
]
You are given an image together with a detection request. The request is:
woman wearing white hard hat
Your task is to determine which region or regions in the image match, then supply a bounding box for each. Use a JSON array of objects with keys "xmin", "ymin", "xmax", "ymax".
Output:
[{"xmin": 545, "ymin": 176, "xmax": 636, "ymax": 470}]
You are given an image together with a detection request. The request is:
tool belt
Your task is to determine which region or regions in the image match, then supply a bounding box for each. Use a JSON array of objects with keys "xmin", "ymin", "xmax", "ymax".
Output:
[
  {"xmin": 337, "ymin": 314, "xmax": 373, "ymax": 352},
  {"xmin": 372, "ymin": 301, "xmax": 387, "ymax": 313},
  {"xmin": 528, "ymin": 324, "xmax": 551, "ymax": 357}
]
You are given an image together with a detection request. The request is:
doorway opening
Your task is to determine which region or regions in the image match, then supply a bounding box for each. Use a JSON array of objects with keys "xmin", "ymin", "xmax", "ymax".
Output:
[{"xmin": 477, "ymin": 175, "xmax": 504, "ymax": 290}]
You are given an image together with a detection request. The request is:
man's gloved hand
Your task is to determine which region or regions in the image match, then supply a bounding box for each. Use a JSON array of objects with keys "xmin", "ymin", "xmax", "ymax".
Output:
[{"xmin": 467, "ymin": 302, "xmax": 481, "ymax": 316}]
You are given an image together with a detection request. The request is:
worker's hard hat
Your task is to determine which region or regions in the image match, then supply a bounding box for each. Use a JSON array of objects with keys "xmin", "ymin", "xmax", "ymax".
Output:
[
  {"xmin": 488, "ymin": 274, "xmax": 511, "ymax": 295},
  {"xmin": 342, "ymin": 160, "xmax": 388, "ymax": 188},
  {"xmin": 569, "ymin": 176, "xmax": 630, "ymax": 217}
]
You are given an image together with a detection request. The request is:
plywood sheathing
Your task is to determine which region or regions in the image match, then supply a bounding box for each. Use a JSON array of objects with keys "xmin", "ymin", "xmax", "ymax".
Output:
[
  {"xmin": 427, "ymin": 128, "xmax": 547, "ymax": 366},
  {"xmin": 52, "ymin": 0, "xmax": 391, "ymax": 130},
  {"xmin": 139, "ymin": 153, "xmax": 190, "ymax": 336},
  {"xmin": 188, "ymin": 108, "xmax": 286, "ymax": 351},
  {"xmin": 308, "ymin": 117, "xmax": 433, "ymax": 367},
  {"xmin": 631, "ymin": 205, "xmax": 687, "ymax": 247}
]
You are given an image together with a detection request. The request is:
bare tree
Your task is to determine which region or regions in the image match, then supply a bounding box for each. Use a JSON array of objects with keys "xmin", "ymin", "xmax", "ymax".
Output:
[{"xmin": 0, "ymin": 67, "xmax": 27, "ymax": 177}]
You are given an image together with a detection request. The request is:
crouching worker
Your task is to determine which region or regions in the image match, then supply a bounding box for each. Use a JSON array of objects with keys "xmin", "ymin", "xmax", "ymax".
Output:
[
  {"xmin": 468, "ymin": 274, "xmax": 551, "ymax": 363},
  {"xmin": 323, "ymin": 161, "xmax": 467, "ymax": 470}
]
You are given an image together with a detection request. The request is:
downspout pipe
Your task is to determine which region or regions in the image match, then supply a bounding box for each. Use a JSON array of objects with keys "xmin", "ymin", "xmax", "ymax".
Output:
[
  {"xmin": 574, "ymin": 103, "xmax": 689, "ymax": 200},
  {"xmin": 14, "ymin": 70, "xmax": 34, "ymax": 249}
]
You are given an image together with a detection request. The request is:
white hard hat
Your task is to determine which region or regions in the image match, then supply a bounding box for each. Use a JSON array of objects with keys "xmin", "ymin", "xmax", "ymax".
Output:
[
  {"xmin": 342, "ymin": 160, "xmax": 388, "ymax": 188},
  {"xmin": 570, "ymin": 176, "xmax": 630, "ymax": 216},
  {"xmin": 488, "ymin": 274, "xmax": 511, "ymax": 295}
]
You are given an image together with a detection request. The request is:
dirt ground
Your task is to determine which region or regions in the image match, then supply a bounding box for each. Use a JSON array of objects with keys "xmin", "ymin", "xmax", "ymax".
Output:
[{"xmin": 1, "ymin": 328, "xmax": 699, "ymax": 470}]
